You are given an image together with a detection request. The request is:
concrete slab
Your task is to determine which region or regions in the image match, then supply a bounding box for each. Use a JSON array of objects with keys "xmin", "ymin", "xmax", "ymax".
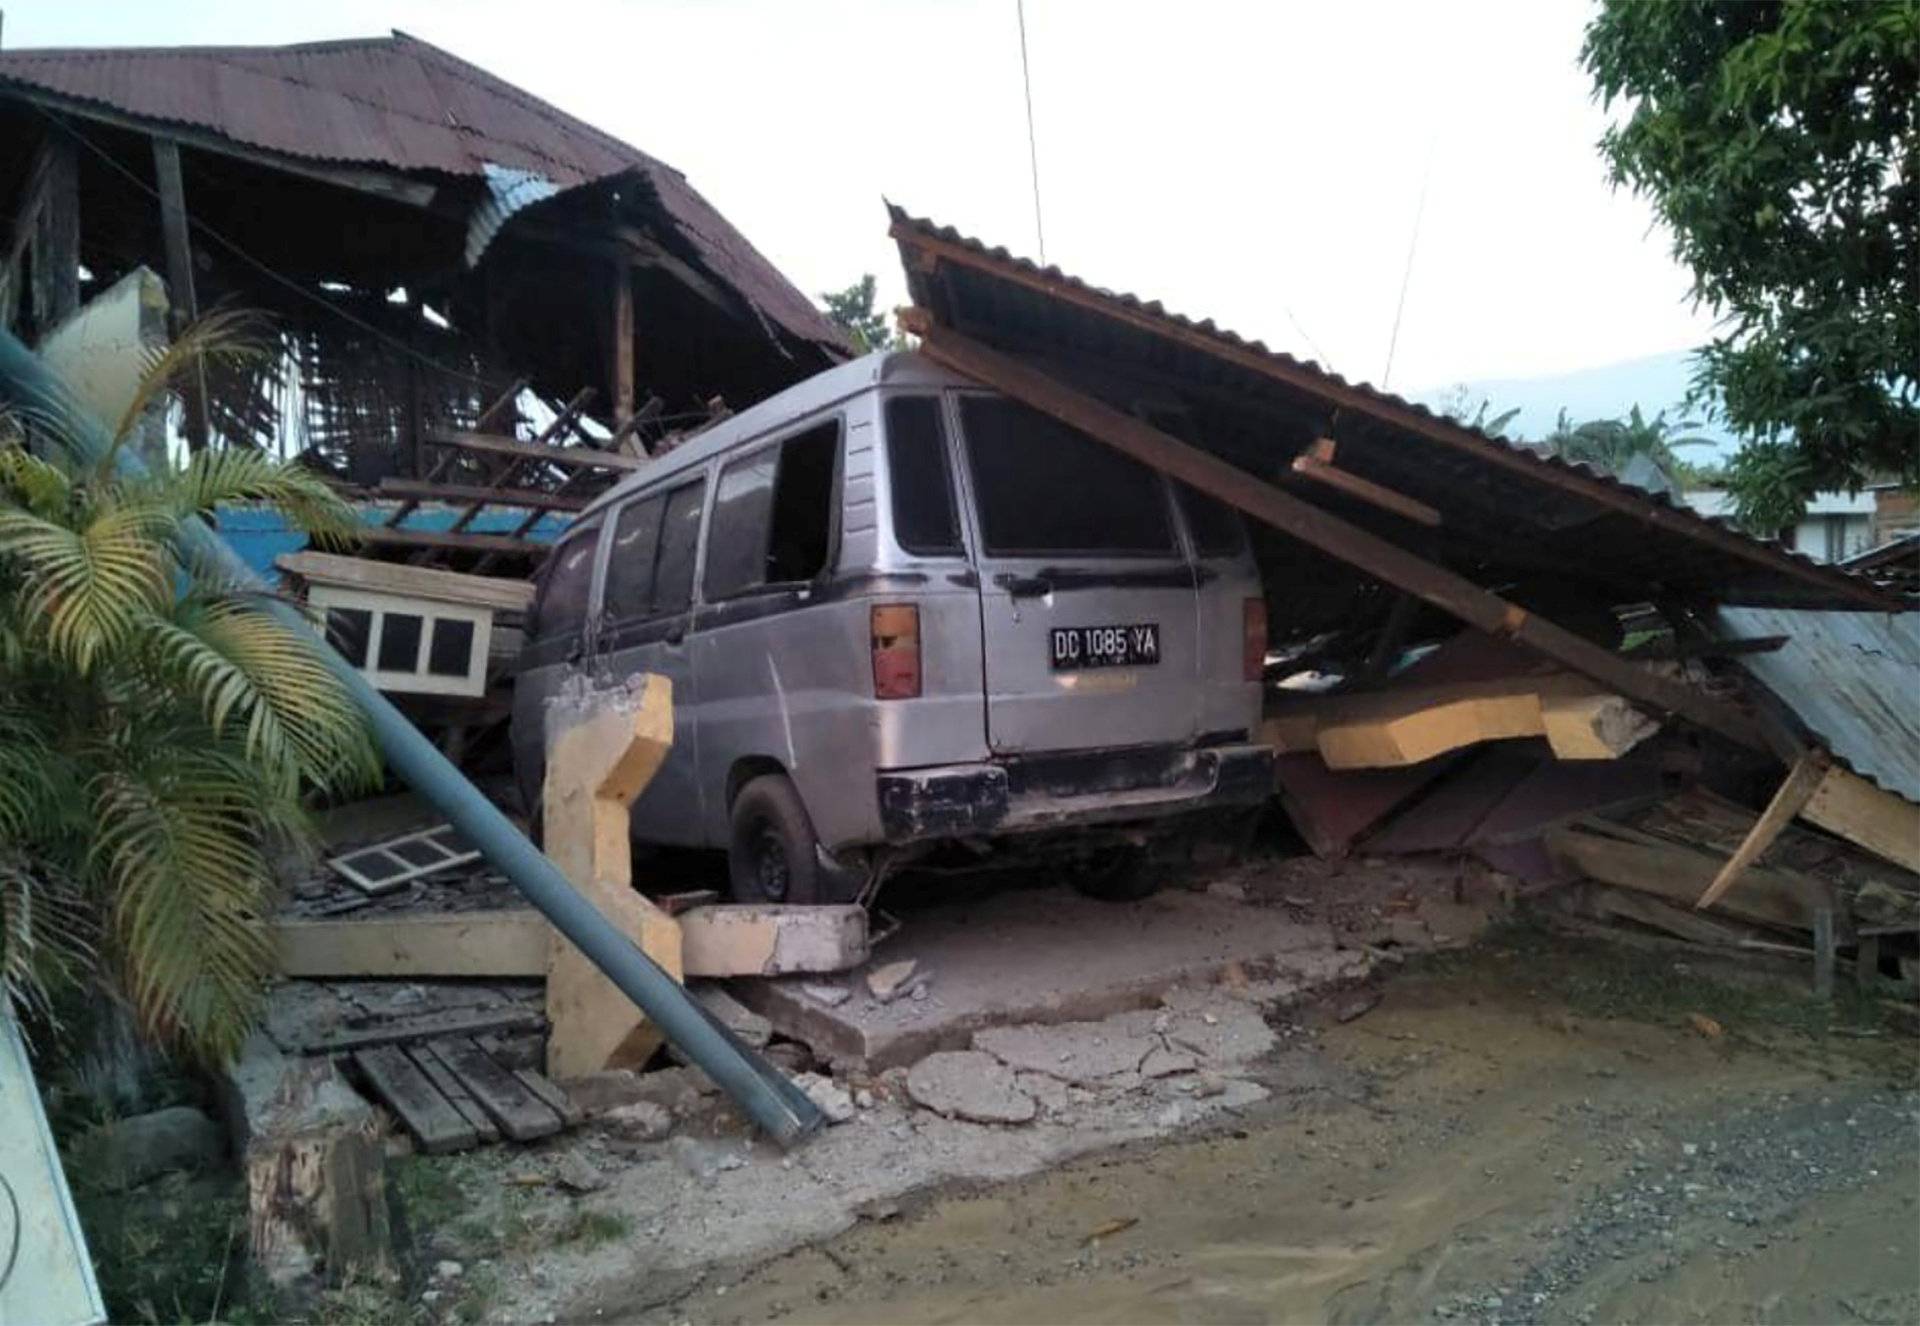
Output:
[{"xmin": 730, "ymin": 887, "xmax": 1336, "ymax": 1070}]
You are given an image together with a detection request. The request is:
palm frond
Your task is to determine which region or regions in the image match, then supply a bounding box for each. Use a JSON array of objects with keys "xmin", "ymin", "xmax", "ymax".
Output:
[
  {"xmin": 166, "ymin": 448, "xmax": 363, "ymax": 550},
  {"xmin": 138, "ymin": 596, "xmax": 379, "ymax": 797},
  {"xmin": 0, "ymin": 497, "xmax": 174, "ymax": 672},
  {"xmin": 0, "ymin": 853, "xmax": 96, "ymax": 1027},
  {"xmin": 91, "ymin": 747, "xmax": 279, "ymax": 1064},
  {"xmin": 0, "ymin": 442, "xmax": 77, "ymax": 517},
  {"xmin": 103, "ymin": 308, "xmax": 274, "ymax": 466}
]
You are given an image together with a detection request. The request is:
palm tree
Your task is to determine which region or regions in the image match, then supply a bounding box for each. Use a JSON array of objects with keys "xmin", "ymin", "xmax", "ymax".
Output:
[
  {"xmin": 0, "ymin": 319, "xmax": 378, "ymax": 1063},
  {"xmin": 1542, "ymin": 404, "xmax": 1716, "ymax": 489}
]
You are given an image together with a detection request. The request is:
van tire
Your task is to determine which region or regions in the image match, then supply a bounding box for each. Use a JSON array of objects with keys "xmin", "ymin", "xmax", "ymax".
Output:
[
  {"xmin": 728, "ymin": 774, "xmax": 825, "ymax": 905},
  {"xmin": 1071, "ymin": 846, "xmax": 1158, "ymax": 902}
]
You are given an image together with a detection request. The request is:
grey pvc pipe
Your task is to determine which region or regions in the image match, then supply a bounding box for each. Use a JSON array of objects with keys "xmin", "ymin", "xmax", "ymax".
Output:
[{"xmin": 0, "ymin": 329, "xmax": 823, "ymax": 1146}]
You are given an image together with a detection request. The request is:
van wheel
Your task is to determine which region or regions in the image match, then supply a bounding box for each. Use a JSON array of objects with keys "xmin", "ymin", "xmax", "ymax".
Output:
[
  {"xmin": 1070, "ymin": 846, "xmax": 1158, "ymax": 902},
  {"xmin": 728, "ymin": 774, "xmax": 824, "ymax": 905}
]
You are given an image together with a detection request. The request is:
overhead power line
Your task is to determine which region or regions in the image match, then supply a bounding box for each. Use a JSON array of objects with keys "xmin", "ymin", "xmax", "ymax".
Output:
[{"xmin": 1015, "ymin": 0, "xmax": 1047, "ymax": 264}]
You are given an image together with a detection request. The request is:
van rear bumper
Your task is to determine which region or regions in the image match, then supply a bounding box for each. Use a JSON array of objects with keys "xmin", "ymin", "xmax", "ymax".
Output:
[{"xmin": 875, "ymin": 742, "xmax": 1274, "ymax": 843}]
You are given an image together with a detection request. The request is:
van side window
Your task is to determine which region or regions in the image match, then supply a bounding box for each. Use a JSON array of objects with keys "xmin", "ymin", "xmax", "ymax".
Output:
[
  {"xmin": 653, "ymin": 480, "xmax": 706, "ymax": 613},
  {"xmin": 528, "ymin": 518, "xmax": 602, "ymax": 642},
  {"xmin": 705, "ymin": 420, "xmax": 840, "ymax": 598},
  {"xmin": 602, "ymin": 494, "xmax": 666, "ymax": 621},
  {"xmin": 959, "ymin": 397, "xmax": 1173, "ymax": 555},
  {"xmin": 1174, "ymin": 483, "xmax": 1246, "ymax": 558},
  {"xmin": 884, "ymin": 396, "xmax": 963, "ymax": 555}
]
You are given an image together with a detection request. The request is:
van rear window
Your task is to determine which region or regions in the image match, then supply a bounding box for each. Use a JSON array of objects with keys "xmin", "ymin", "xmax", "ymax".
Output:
[
  {"xmin": 885, "ymin": 396, "xmax": 963, "ymax": 555},
  {"xmin": 960, "ymin": 397, "xmax": 1173, "ymax": 556}
]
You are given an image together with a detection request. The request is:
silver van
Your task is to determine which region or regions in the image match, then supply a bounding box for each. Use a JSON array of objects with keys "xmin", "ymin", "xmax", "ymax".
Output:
[{"xmin": 512, "ymin": 352, "xmax": 1273, "ymax": 903}]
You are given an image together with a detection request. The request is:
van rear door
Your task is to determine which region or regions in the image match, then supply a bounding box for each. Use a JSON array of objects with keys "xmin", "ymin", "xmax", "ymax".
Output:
[{"xmin": 954, "ymin": 394, "xmax": 1202, "ymax": 754}]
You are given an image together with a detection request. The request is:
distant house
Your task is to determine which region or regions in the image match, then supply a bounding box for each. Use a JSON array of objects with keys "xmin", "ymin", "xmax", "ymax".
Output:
[{"xmin": 1681, "ymin": 489, "xmax": 1876, "ymax": 564}]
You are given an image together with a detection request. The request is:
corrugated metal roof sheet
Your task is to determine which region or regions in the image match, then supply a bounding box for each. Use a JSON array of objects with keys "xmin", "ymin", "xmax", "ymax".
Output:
[
  {"xmin": 0, "ymin": 33, "xmax": 850, "ymax": 354},
  {"xmin": 888, "ymin": 204, "xmax": 1898, "ymax": 614},
  {"xmin": 1713, "ymin": 607, "xmax": 1920, "ymax": 805}
]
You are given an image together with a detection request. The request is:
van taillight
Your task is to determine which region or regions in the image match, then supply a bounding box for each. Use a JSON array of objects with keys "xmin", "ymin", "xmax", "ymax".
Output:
[
  {"xmin": 871, "ymin": 604, "xmax": 922, "ymax": 699},
  {"xmin": 1243, "ymin": 597, "xmax": 1267, "ymax": 682}
]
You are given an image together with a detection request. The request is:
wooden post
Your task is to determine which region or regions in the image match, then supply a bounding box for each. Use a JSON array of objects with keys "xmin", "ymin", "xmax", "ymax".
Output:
[
  {"xmin": 1693, "ymin": 749, "xmax": 1829, "ymax": 911},
  {"xmin": 29, "ymin": 136, "xmax": 78, "ymax": 336},
  {"xmin": 542, "ymin": 675, "xmax": 683, "ymax": 1079},
  {"xmin": 152, "ymin": 136, "xmax": 209, "ymax": 453},
  {"xmin": 905, "ymin": 315, "xmax": 1768, "ymax": 753},
  {"xmin": 610, "ymin": 260, "xmax": 635, "ymax": 429},
  {"xmin": 1813, "ymin": 906, "xmax": 1835, "ymax": 999}
]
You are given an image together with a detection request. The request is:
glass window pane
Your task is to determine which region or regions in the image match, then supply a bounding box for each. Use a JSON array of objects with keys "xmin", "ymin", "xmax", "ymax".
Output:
[
  {"xmin": 960, "ymin": 396, "xmax": 1173, "ymax": 556},
  {"xmin": 603, "ymin": 495, "xmax": 665, "ymax": 621},
  {"xmin": 885, "ymin": 397, "xmax": 962, "ymax": 555},
  {"xmin": 653, "ymin": 480, "xmax": 705, "ymax": 613},
  {"xmin": 427, "ymin": 618, "xmax": 475, "ymax": 677},
  {"xmin": 705, "ymin": 448, "xmax": 778, "ymax": 598},
  {"xmin": 767, "ymin": 422, "xmax": 839, "ymax": 582},
  {"xmin": 327, "ymin": 607, "xmax": 372, "ymax": 667},
  {"xmin": 529, "ymin": 519, "xmax": 601, "ymax": 642},
  {"xmin": 378, "ymin": 612, "xmax": 423, "ymax": 671},
  {"xmin": 1175, "ymin": 483, "xmax": 1246, "ymax": 558}
]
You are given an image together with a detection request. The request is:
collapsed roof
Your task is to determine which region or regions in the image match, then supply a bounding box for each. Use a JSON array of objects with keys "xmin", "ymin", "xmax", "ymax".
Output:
[
  {"xmin": 0, "ymin": 32, "xmax": 850, "ymax": 471},
  {"xmin": 889, "ymin": 206, "xmax": 1896, "ymax": 644}
]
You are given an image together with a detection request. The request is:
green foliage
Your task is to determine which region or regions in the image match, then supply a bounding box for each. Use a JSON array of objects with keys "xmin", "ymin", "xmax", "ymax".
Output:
[
  {"xmin": 0, "ymin": 324, "xmax": 378, "ymax": 1063},
  {"xmin": 1435, "ymin": 387, "xmax": 1522, "ymax": 439},
  {"xmin": 820, "ymin": 274, "xmax": 903, "ymax": 353},
  {"xmin": 1582, "ymin": 0, "xmax": 1920, "ymax": 526},
  {"xmin": 1542, "ymin": 403, "xmax": 1717, "ymax": 489}
]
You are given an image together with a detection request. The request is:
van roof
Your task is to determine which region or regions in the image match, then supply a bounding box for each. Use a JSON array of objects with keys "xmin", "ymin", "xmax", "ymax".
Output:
[{"xmin": 580, "ymin": 350, "xmax": 975, "ymax": 519}]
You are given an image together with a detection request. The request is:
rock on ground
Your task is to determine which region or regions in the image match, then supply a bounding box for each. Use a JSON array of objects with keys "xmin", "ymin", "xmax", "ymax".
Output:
[
  {"xmin": 972, "ymin": 1021, "xmax": 1159, "ymax": 1085},
  {"xmin": 792, "ymin": 1071, "xmax": 856, "ymax": 1124},
  {"xmin": 906, "ymin": 1050, "xmax": 1037, "ymax": 1124}
]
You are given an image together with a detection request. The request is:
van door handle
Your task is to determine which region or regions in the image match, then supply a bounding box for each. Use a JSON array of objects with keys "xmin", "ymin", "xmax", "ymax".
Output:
[
  {"xmin": 996, "ymin": 574, "xmax": 1053, "ymax": 600},
  {"xmin": 664, "ymin": 621, "xmax": 687, "ymax": 646}
]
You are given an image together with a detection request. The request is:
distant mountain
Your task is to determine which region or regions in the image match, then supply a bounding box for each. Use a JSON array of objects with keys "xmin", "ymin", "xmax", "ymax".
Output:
[{"xmin": 1414, "ymin": 349, "xmax": 1742, "ymax": 458}]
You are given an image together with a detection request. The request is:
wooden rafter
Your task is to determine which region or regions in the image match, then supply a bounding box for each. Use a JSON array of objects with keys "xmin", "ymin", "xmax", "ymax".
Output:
[{"xmin": 904, "ymin": 313, "xmax": 1771, "ymax": 753}]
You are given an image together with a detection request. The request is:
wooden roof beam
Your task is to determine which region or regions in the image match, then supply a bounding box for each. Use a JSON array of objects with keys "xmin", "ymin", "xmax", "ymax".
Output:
[{"xmin": 903, "ymin": 311, "xmax": 1772, "ymax": 754}]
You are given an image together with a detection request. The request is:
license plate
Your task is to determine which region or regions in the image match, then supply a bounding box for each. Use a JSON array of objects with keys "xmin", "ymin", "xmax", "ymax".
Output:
[{"xmin": 1050, "ymin": 623, "xmax": 1160, "ymax": 670}]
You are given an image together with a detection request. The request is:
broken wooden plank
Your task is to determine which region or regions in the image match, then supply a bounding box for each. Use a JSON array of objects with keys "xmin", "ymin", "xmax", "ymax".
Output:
[
  {"xmin": 376, "ymin": 478, "xmax": 589, "ymax": 513},
  {"xmin": 299, "ymin": 1007, "xmax": 545, "ymax": 1056},
  {"xmin": 425, "ymin": 429, "xmax": 644, "ymax": 471},
  {"xmin": 429, "ymin": 1037, "xmax": 563, "ymax": 1142},
  {"xmin": 351, "ymin": 1045, "xmax": 476, "ymax": 1154},
  {"xmin": 276, "ymin": 912, "xmax": 548, "ymax": 979},
  {"xmin": 1694, "ymin": 749, "xmax": 1830, "ymax": 912},
  {"xmin": 1546, "ymin": 822, "xmax": 1827, "ymax": 935},
  {"xmin": 513, "ymin": 1070, "xmax": 583, "ymax": 1127},
  {"xmin": 355, "ymin": 526, "xmax": 549, "ymax": 558},
  {"xmin": 404, "ymin": 1043, "xmax": 499, "ymax": 1144},
  {"xmin": 905, "ymin": 316, "xmax": 1771, "ymax": 751},
  {"xmin": 1589, "ymin": 885, "xmax": 1767, "ymax": 949},
  {"xmin": 1799, "ymin": 764, "xmax": 1920, "ymax": 875},
  {"xmin": 1290, "ymin": 437, "xmax": 1441, "ymax": 527}
]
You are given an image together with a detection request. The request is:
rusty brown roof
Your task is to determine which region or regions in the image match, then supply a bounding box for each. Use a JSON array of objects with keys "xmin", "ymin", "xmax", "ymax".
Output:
[
  {"xmin": 0, "ymin": 33, "xmax": 850, "ymax": 354},
  {"xmin": 889, "ymin": 204, "xmax": 1899, "ymax": 614}
]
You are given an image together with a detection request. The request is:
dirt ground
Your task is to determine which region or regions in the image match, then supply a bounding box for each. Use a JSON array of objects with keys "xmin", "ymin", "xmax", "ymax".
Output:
[{"xmin": 611, "ymin": 933, "xmax": 1919, "ymax": 1326}]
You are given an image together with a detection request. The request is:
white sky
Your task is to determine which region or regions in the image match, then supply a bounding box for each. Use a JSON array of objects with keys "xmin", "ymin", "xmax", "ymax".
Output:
[{"xmin": 4, "ymin": 0, "xmax": 1718, "ymax": 394}]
